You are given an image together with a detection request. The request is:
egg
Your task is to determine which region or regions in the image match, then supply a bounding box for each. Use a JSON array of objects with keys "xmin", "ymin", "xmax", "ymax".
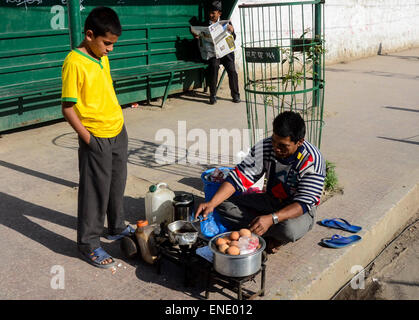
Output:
[
  {"xmin": 215, "ymin": 237, "xmax": 226, "ymax": 246},
  {"xmin": 230, "ymin": 240, "xmax": 239, "ymax": 247},
  {"xmin": 223, "ymin": 237, "xmax": 231, "ymax": 245},
  {"xmin": 230, "ymin": 231, "xmax": 240, "ymax": 241},
  {"xmin": 239, "ymin": 228, "xmax": 252, "ymax": 238},
  {"xmin": 218, "ymin": 244, "xmax": 229, "ymax": 253},
  {"xmin": 227, "ymin": 246, "xmax": 240, "ymax": 255}
]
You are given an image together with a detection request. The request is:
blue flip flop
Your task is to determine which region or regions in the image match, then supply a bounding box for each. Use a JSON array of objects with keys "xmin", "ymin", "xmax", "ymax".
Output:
[
  {"xmin": 321, "ymin": 234, "xmax": 362, "ymax": 248},
  {"xmin": 106, "ymin": 225, "xmax": 135, "ymax": 241},
  {"xmin": 320, "ymin": 218, "xmax": 362, "ymax": 233}
]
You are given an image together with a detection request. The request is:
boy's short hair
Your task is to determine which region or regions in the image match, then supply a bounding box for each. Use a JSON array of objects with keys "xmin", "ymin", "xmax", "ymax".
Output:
[
  {"xmin": 209, "ymin": 1, "xmax": 222, "ymax": 12},
  {"xmin": 272, "ymin": 111, "xmax": 306, "ymax": 143},
  {"xmin": 84, "ymin": 7, "xmax": 122, "ymax": 37}
]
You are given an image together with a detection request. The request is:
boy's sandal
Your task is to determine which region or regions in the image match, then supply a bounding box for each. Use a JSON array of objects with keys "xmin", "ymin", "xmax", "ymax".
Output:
[
  {"xmin": 106, "ymin": 225, "xmax": 135, "ymax": 241},
  {"xmin": 80, "ymin": 247, "xmax": 116, "ymax": 269}
]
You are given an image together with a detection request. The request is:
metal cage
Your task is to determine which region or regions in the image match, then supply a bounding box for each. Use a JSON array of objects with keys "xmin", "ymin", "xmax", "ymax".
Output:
[{"xmin": 240, "ymin": 0, "xmax": 325, "ymax": 147}]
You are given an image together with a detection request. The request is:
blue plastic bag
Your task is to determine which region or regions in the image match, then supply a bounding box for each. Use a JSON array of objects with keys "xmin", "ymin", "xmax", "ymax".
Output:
[
  {"xmin": 213, "ymin": 211, "xmax": 229, "ymax": 233},
  {"xmin": 200, "ymin": 213, "xmax": 219, "ymax": 238},
  {"xmin": 200, "ymin": 212, "xmax": 230, "ymax": 238}
]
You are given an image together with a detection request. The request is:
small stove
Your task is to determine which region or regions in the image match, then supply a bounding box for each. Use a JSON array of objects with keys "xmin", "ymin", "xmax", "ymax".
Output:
[{"xmin": 154, "ymin": 235, "xmax": 267, "ymax": 300}]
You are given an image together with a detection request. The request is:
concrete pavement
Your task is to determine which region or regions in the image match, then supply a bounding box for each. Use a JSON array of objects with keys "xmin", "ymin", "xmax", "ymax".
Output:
[{"xmin": 0, "ymin": 48, "xmax": 418, "ymax": 300}]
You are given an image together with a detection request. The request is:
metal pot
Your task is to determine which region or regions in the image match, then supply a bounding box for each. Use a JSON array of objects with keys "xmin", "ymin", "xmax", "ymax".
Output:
[
  {"xmin": 172, "ymin": 193, "xmax": 194, "ymax": 221},
  {"xmin": 167, "ymin": 220, "xmax": 198, "ymax": 246},
  {"xmin": 209, "ymin": 231, "xmax": 266, "ymax": 277}
]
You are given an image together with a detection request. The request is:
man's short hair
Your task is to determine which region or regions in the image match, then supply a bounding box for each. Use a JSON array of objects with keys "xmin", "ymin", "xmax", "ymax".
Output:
[
  {"xmin": 209, "ymin": 1, "xmax": 222, "ymax": 12},
  {"xmin": 84, "ymin": 7, "xmax": 122, "ymax": 37},
  {"xmin": 272, "ymin": 111, "xmax": 306, "ymax": 143}
]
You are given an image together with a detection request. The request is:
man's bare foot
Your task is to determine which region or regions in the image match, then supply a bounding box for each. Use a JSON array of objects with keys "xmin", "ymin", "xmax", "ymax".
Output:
[{"xmin": 264, "ymin": 237, "xmax": 284, "ymax": 254}]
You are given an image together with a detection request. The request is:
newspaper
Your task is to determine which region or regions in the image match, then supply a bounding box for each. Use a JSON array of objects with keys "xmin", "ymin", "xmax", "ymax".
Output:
[{"xmin": 191, "ymin": 20, "xmax": 236, "ymax": 60}]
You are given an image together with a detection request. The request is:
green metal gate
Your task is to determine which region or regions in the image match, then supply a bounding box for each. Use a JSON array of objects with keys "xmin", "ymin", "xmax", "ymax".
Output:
[{"xmin": 239, "ymin": 0, "xmax": 325, "ymax": 148}]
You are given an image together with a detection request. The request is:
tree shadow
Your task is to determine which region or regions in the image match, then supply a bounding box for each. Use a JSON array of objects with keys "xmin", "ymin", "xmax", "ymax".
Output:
[
  {"xmin": 0, "ymin": 192, "xmax": 78, "ymax": 258},
  {"xmin": 0, "ymin": 160, "xmax": 77, "ymax": 188},
  {"xmin": 0, "ymin": 191, "xmax": 154, "ymax": 261}
]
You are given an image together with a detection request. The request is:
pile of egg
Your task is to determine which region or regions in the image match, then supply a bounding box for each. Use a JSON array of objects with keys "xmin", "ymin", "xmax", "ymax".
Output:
[{"xmin": 215, "ymin": 229, "xmax": 260, "ymax": 255}]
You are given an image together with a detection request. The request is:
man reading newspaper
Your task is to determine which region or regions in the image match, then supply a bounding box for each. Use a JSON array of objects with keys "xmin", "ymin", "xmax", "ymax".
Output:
[{"xmin": 191, "ymin": 1, "xmax": 240, "ymax": 105}]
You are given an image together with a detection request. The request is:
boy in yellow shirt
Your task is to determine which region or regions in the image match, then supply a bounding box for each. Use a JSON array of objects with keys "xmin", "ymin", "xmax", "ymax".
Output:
[{"xmin": 62, "ymin": 7, "xmax": 133, "ymax": 268}]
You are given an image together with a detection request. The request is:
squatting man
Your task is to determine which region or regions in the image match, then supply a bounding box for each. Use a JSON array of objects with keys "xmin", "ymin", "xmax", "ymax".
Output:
[{"xmin": 195, "ymin": 111, "xmax": 326, "ymax": 253}]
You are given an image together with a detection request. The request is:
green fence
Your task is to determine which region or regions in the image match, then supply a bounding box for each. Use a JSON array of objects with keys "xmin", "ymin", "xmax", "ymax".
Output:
[{"xmin": 240, "ymin": 0, "xmax": 325, "ymax": 148}]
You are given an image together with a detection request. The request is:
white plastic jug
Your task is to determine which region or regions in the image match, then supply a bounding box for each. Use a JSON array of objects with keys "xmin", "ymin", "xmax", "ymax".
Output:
[{"xmin": 145, "ymin": 182, "xmax": 175, "ymax": 227}]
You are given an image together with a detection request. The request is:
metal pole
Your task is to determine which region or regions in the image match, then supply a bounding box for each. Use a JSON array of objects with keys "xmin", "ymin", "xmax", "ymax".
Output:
[
  {"xmin": 67, "ymin": 0, "xmax": 83, "ymax": 49},
  {"xmin": 313, "ymin": 0, "xmax": 323, "ymax": 147}
]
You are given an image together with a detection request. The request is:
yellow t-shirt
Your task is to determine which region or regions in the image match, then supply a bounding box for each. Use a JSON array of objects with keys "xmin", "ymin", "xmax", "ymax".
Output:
[{"xmin": 61, "ymin": 49, "xmax": 124, "ymax": 138}]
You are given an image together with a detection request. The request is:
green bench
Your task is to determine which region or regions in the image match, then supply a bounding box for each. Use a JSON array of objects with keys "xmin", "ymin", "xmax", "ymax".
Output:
[
  {"xmin": 0, "ymin": 60, "xmax": 208, "ymax": 110},
  {"xmin": 0, "ymin": 78, "xmax": 62, "ymax": 101},
  {"xmin": 0, "ymin": 78, "xmax": 63, "ymax": 117},
  {"xmin": 111, "ymin": 60, "xmax": 208, "ymax": 107}
]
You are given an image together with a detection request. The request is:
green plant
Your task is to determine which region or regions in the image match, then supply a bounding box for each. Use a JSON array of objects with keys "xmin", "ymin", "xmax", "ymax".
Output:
[
  {"xmin": 256, "ymin": 29, "xmax": 326, "ymax": 115},
  {"xmin": 324, "ymin": 160, "xmax": 339, "ymax": 192}
]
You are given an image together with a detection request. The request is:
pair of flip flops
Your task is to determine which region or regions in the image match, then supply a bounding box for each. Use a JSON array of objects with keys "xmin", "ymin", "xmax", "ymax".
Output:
[{"xmin": 320, "ymin": 218, "xmax": 362, "ymax": 248}]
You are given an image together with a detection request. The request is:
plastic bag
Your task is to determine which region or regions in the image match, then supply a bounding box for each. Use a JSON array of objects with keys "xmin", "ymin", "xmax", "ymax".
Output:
[
  {"xmin": 208, "ymin": 167, "xmax": 231, "ymax": 183},
  {"xmin": 200, "ymin": 212, "xmax": 230, "ymax": 238},
  {"xmin": 213, "ymin": 211, "xmax": 229, "ymax": 234},
  {"xmin": 200, "ymin": 214, "xmax": 219, "ymax": 238},
  {"xmin": 237, "ymin": 235, "xmax": 259, "ymax": 255}
]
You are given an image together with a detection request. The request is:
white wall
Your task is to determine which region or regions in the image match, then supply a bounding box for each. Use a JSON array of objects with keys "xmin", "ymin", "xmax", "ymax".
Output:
[{"xmin": 230, "ymin": 0, "xmax": 419, "ymax": 67}]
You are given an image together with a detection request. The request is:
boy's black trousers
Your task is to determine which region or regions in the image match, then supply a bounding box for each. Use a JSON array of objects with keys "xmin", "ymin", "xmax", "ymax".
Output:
[
  {"xmin": 77, "ymin": 126, "xmax": 128, "ymax": 254},
  {"xmin": 206, "ymin": 52, "xmax": 240, "ymax": 99}
]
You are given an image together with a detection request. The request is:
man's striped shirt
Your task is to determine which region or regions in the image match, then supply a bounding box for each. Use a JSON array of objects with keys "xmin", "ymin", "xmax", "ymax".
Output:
[{"xmin": 227, "ymin": 138, "xmax": 326, "ymax": 213}]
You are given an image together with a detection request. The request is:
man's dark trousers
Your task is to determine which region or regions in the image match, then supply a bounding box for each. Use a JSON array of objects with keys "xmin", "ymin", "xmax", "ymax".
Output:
[
  {"xmin": 207, "ymin": 52, "xmax": 240, "ymax": 99},
  {"xmin": 77, "ymin": 126, "xmax": 128, "ymax": 255},
  {"xmin": 216, "ymin": 193, "xmax": 316, "ymax": 243}
]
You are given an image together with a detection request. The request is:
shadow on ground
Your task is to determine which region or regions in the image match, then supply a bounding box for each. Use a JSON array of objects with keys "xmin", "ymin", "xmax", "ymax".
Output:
[
  {"xmin": 52, "ymin": 132, "xmax": 234, "ymax": 179},
  {"xmin": 0, "ymin": 192, "xmax": 78, "ymax": 258}
]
